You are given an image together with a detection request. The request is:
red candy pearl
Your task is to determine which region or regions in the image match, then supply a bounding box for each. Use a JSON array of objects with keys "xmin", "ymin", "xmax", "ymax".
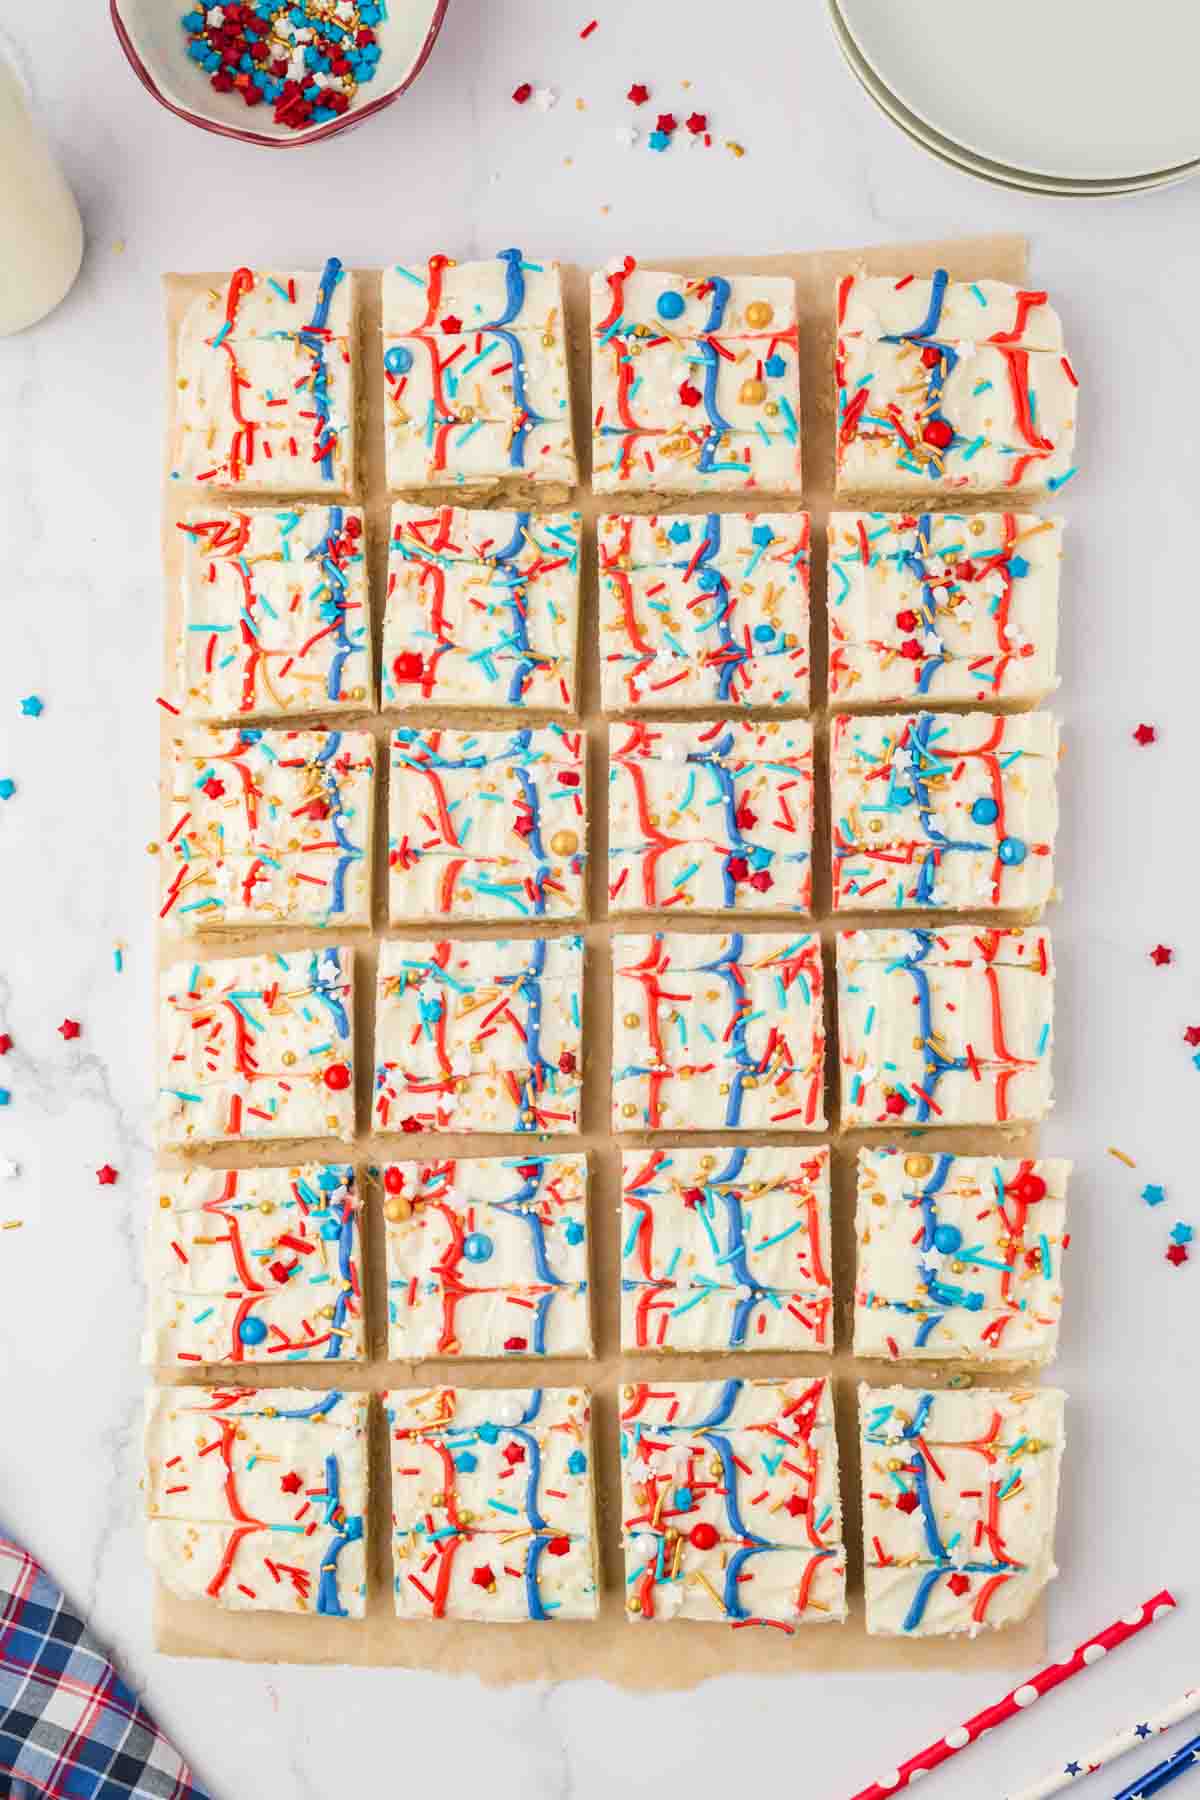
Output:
[
  {"xmin": 922, "ymin": 418, "xmax": 954, "ymax": 450},
  {"xmin": 546, "ymin": 1536, "xmax": 571, "ymax": 1557},
  {"xmin": 383, "ymin": 1166, "xmax": 405, "ymax": 1194},
  {"xmin": 920, "ymin": 345, "xmax": 942, "ymax": 367},
  {"xmin": 1014, "ymin": 1172, "xmax": 1046, "ymax": 1204},
  {"xmin": 323, "ymin": 1063, "xmax": 351, "ymax": 1092},
  {"xmin": 690, "ymin": 1522, "xmax": 719, "ymax": 1551}
]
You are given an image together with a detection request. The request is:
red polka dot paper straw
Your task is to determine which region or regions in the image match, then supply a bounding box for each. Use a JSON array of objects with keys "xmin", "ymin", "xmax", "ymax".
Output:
[{"xmin": 849, "ymin": 1591, "xmax": 1178, "ymax": 1800}]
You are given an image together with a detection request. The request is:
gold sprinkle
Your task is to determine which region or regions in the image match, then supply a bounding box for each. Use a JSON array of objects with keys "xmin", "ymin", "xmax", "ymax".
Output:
[
  {"xmin": 1107, "ymin": 1146, "xmax": 1137, "ymax": 1168},
  {"xmin": 725, "ymin": 140, "xmax": 745, "ymax": 158}
]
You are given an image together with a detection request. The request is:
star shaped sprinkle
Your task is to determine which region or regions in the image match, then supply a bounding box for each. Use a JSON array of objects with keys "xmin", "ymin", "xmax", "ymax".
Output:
[
  {"xmin": 1135, "ymin": 1724, "xmax": 1152, "ymax": 1739},
  {"xmin": 627, "ymin": 82, "xmax": 650, "ymax": 105},
  {"xmin": 0, "ymin": 780, "xmax": 16, "ymax": 801},
  {"xmin": 656, "ymin": 112, "xmax": 678, "ymax": 134},
  {"xmin": 280, "ymin": 1470, "xmax": 304, "ymax": 1494},
  {"xmin": 0, "ymin": 1089, "xmax": 10, "ymax": 1107},
  {"xmin": 648, "ymin": 130, "xmax": 670, "ymax": 151},
  {"xmin": 685, "ymin": 112, "xmax": 708, "ymax": 134},
  {"xmin": 1150, "ymin": 944, "xmax": 1174, "ymax": 967},
  {"xmin": 1166, "ymin": 1242, "xmax": 1190, "ymax": 1267},
  {"xmin": 200, "ymin": 776, "xmax": 225, "ymax": 800},
  {"xmin": 783, "ymin": 1492, "xmax": 808, "ymax": 1518},
  {"xmin": 19, "ymin": 696, "xmax": 43, "ymax": 718},
  {"xmin": 96, "ymin": 1164, "xmax": 118, "ymax": 1186},
  {"xmin": 1132, "ymin": 722, "xmax": 1157, "ymax": 746},
  {"xmin": 1142, "ymin": 1185, "xmax": 1166, "ymax": 1206},
  {"xmin": 1185, "ymin": 1026, "xmax": 1200, "ymax": 1047},
  {"xmin": 58, "ymin": 1019, "xmax": 81, "ymax": 1041},
  {"xmin": 440, "ymin": 315, "xmax": 463, "ymax": 335},
  {"xmin": 1171, "ymin": 1222, "xmax": 1193, "ymax": 1245}
]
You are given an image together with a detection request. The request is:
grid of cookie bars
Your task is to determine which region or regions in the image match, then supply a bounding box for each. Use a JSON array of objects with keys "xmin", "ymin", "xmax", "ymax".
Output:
[{"xmin": 150, "ymin": 242, "xmax": 1073, "ymax": 1679}]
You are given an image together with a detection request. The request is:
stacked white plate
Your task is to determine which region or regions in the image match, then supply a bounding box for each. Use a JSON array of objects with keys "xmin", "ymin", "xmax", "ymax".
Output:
[{"xmin": 828, "ymin": 0, "xmax": 1200, "ymax": 196}]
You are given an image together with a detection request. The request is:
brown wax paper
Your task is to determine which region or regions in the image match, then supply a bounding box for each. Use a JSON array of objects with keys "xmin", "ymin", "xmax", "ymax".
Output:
[{"xmin": 155, "ymin": 235, "xmax": 1053, "ymax": 1683}]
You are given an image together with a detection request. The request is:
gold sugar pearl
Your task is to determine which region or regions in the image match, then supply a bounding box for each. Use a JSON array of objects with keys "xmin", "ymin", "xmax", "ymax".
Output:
[
  {"xmin": 549, "ymin": 829, "xmax": 579, "ymax": 857},
  {"xmin": 904, "ymin": 1153, "xmax": 934, "ymax": 1178},
  {"xmin": 739, "ymin": 378, "xmax": 767, "ymax": 406},
  {"xmin": 621, "ymin": 1103, "xmax": 639, "ymax": 1119},
  {"xmin": 383, "ymin": 1198, "xmax": 409, "ymax": 1223},
  {"xmin": 282, "ymin": 1051, "xmax": 297, "ymax": 1066},
  {"xmin": 623, "ymin": 1013, "xmax": 641, "ymax": 1029},
  {"xmin": 745, "ymin": 300, "xmax": 773, "ymax": 328},
  {"xmin": 259, "ymin": 1200, "xmax": 275, "ymax": 1215}
]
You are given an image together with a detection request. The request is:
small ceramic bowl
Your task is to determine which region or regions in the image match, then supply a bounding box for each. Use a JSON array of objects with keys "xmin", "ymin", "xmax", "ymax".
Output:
[{"xmin": 111, "ymin": 0, "xmax": 449, "ymax": 148}]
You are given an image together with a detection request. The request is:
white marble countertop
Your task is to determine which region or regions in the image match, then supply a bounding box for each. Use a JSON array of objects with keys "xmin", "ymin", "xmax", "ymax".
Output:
[{"xmin": 3, "ymin": 4, "xmax": 1200, "ymax": 1795}]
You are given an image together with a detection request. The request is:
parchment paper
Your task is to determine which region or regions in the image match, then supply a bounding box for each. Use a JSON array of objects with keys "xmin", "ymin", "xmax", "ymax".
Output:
[{"xmin": 155, "ymin": 234, "xmax": 1050, "ymax": 1683}]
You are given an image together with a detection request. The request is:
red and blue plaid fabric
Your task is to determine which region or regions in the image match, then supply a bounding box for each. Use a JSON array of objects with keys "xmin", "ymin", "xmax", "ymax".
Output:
[{"xmin": 1, "ymin": 1531, "xmax": 212, "ymax": 1799}]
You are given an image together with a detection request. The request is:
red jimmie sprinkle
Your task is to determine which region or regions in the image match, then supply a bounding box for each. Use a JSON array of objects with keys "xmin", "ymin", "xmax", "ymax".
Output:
[
  {"xmin": 579, "ymin": 18, "xmax": 598, "ymax": 37},
  {"xmin": 512, "ymin": 82, "xmax": 533, "ymax": 104}
]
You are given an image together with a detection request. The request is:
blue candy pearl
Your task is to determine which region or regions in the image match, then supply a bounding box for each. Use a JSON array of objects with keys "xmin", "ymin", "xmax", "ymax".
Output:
[
  {"xmin": 753, "ymin": 623, "xmax": 775, "ymax": 643},
  {"xmin": 320, "ymin": 1220, "xmax": 341, "ymax": 1241},
  {"xmin": 971, "ymin": 796, "xmax": 999, "ymax": 826},
  {"xmin": 656, "ymin": 290, "xmax": 685, "ymax": 319},
  {"xmin": 463, "ymin": 1231, "xmax": 494, "ymax": 1264},
  {"xmin": 933, "ymin": 1223, "xmax": 963, "ymax": 1255},
  {"xmin": 998, "ymin": 836, "xmax": 1027, "ymax": 866},
  {"xmin": 384, "ymin": 344, "xmax": 413, "ymax": 376},
  {"xmin": 238, "ymin": 1315, "xmax": 268, "ymax": 1346}
]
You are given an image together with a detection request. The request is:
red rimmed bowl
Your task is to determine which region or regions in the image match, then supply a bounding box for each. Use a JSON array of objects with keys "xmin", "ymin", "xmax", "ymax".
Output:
[{"xmin": 111, "ymin": 0, "xmax": 448, "ymax": 148}]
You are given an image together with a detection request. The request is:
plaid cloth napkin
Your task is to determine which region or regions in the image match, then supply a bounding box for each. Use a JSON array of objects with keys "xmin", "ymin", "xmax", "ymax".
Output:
[{"xmin": 1, "ymin": 1529, "xmax": 213, "ymax": 1799}]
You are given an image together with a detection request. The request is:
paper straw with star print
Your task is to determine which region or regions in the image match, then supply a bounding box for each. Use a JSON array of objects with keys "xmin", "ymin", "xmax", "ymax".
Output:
[
  {"xmin": 1007, "ymin": 1688, "xmax": 1199, "ymax": 1799},
  {"xmin": 1111, "ymin": 1726, "xmax": 1200, "ymax": 1800}
]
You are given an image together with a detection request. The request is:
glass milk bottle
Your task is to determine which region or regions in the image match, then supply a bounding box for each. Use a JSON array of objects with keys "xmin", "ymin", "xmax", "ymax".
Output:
[{"xmin": 0, "ymin": 38, "xmax": 83, "ymax": 335}]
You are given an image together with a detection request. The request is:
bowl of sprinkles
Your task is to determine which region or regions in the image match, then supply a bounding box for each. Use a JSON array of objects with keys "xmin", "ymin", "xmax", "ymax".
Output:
[{"xmin": 110, "ymin": 0, "xmax": 449, "ymax": 147}]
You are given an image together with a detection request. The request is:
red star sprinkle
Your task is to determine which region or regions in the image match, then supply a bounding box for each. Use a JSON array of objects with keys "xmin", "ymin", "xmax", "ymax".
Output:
[
  {"xmin": 884, "ymin": 1091, "xmax": 909, "ymax": 1116},
  {"xmin": 280, "ymin": 1470, "xmax": 304, "ymax": 1495},
  {"xmin": 503, "ymin": 1443, "xmax": 526, "ymax": 1465},
  {"xmin": 201, "ymin": 777, "xmax": 225, "ymax": 800},
  {"xmin": 748, "ymin": 869, "xmax": 774, "ymax": 893},
  {"xmin": 947, "ymin": 1573, "xmax": 971, "ymax": 1597},
  {"xmin": 1167, "ymin": 1243, "xmax": 1189, "ymax": 1267},
  {"xmin": 471, "ymin": 1564, "xmax": 496, "ymax": 1590},
  {"xmin": 546, "ymin": 1535, "xmax": 571, "ymax": 1556},
  {"xmin": 440, "ymin": 315, "xmax": 463, "ymax": 334},
  {"xmin": 400, "ymin": 1116, "xmax": 423, "ymax": 1134},
  {"xmin": 783, "ymin": 1492, "xmax": 808, "ymax": 1518},
  {"xmin": 685, "ymin": 112, "xmax": 707, "ymax": 134},
  {"xmin": 512, "ymin": 82, "xmax": 532, "ymax": 104},
  {"xmin": 96, "ymin": 1165, "xmax": 118, "ymax": 1186},
  {"xmin": 58, "ymin": 1019, "xmax": 81, "ymax": 1041},
  {"xmin": 1150, "ymin": 945, "xmax": 1174, "ymax": 967},
  {"xmin": 735, "ymin": 802, "xmax": 758, "ymax": 831},
  {"xmin": 678, "ymin": 380, "xmax": 702, "ymax": 406},
  {"xmin": 558, "ymin": 1050, "xmax": 577, "ymax": 1074},
  {"xmin": 656, "ymin": 112, "xmax": 677, "ymax": 134},
  {"xmin": 1185, "ymin": 1027, "xmax": 1200, "ymax": 1047},
  {"xmin": 727, "ymin": 856, "xmax": 750, "ymax": 882},
  {"xmin": 681, "ymin": 1186, "xmax": 705, "ymax": 1208},
  {"xmin": 895, "ymin": 1492, "xmax": 920, "ymax": 1514},
  {"xmin": 0, "ymin": 1034, "xmax": 11, "ymax": 1055},
  {"xmin": 1132, "ymin": 723, "xmax": 1157, "ymax": 746},
  {"xmin": 627, "ymin": 83, "xmax": 650, "ymax": 105}
]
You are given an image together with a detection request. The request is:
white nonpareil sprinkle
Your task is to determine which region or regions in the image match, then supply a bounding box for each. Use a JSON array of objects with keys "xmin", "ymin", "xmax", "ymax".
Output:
[{"xmin": 533, "ymin": 87, "xmax": 559, "ymax": 112}]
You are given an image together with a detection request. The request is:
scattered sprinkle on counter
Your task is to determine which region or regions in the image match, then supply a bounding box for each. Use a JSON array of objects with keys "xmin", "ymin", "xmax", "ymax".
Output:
[
  {"xmin": 1108, "ymin": 1146, "xmax": 1137, "ymax": 1168},
  {"xmin": 1132, "ymin": 722, "xmax": 1157, "ymax": 746},
  {"xmin": 0, "ymin": 1160, "xmax": 19, "ymax": 1179},
  {"xmin": 0, "ymin": 780, "xmax": 16, "ymax": 801},
  {"xmin": 18, "ymin": 696, "xmax": 43, "ymax": 718},
  {"xmin": 1150, "ymin": 943, "xmax": 1174, "ymax": 967},
  {"xmin": 179, "ymin": 1, "xmax": 387, "ymax": 131},
  {"xmin": 579, "ymin": 17, "xmax": 598, "ymax": 38},
  {"xmin": 1142, "ymin": 1184, "xmax": 1166, "ymax": 1206},
  {"xmin": 1166, "ymin": 1242, "xmax": 1190, "ymax": 1267},
  {"xmin": 1170, "ymin": 1221, "xmax": 1193, "ymax": 1245},
  {"xmin": 0, "ymin": 1090, "xmax": 11, "ymax": 1107},
  {"xmin": 58, "ymin": 1019, "xmax": 81, "ymax": 1042},
  {"xmin": 627, "ymin": 82, "xmax": 649, "ymax": 104},
  {"xmin": 96, "ymin": 1165, "xmax": 119, "ymax": 1187},
  {"xmin": 512, "ymin": 82, "xmax": 532, "ymax": 104},
  {"xmin": 0, "ymin": 1035, "xmax": 11, "ymax": 1056}
]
